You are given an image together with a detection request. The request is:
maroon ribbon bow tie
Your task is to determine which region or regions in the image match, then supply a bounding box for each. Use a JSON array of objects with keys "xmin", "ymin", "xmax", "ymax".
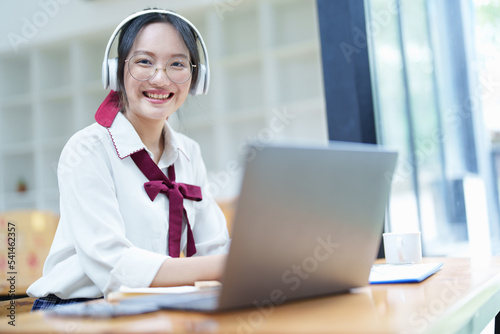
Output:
[
  {"xmin": 144, "ymin": 180, "xmax": 202, "ymax": 203},
  {"xmin": 131, "ymin": 149, "xmax": 202, "ymax": 257}
]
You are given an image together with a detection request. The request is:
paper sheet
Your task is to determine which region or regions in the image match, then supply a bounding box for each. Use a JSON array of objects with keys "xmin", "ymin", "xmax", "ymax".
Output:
[{"xmin": 369, "ymin": 262, "xmax": 444, "ymax": 284}]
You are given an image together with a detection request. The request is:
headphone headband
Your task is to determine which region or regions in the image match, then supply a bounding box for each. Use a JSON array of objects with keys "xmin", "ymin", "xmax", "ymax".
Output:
[{"xmin": 102, "ymin": 9, "xmax": 210, "ymax": 95}]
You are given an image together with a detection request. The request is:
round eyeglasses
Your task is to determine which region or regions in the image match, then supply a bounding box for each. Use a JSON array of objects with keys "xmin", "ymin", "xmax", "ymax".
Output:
[{"xmin": 125, "ymin": 54, "xmax": 196, "ymax": 84}]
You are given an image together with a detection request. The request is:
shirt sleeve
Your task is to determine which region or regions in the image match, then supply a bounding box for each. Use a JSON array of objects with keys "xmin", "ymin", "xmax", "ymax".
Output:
[
  {"xmin": 188, "ymin": 142, "xmax": 231, "ymax": 256},
  {"xmin": 58, "ymin": 136, "xmax": 168, "ymax": 297}
]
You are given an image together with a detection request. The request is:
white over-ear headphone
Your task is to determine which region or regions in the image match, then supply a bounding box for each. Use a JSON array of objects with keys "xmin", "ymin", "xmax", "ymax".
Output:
[{"xmin": 102, "ymin": 9, "xmax": 210, "ymax": 95}]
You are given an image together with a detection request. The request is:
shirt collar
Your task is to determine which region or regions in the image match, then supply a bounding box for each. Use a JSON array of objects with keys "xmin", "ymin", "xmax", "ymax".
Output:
[
  {"xmin": 106, "ymin": 112, "xmax": 144, "ymax": 159},
  {"xmin": 158, "ymin": 122, "xmax": 191, "ymax": 169},
  {"xmin": 107, "ymin": 112, "xmax": 191, "ymax": 165},
  {"xmin": 97, "ymin": 91, "xmax": 190, "ymax": 163}
]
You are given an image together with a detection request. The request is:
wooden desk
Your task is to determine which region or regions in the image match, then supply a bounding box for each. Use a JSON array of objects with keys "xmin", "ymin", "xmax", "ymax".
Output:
[{"xmin": 3, "ymin": 257, "xmax": 500, "ymax": 334}]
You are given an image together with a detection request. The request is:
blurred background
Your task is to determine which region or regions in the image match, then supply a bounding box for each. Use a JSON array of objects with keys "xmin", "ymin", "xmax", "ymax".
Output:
[
  {"xmin": 0, "ymin": 0, "xmax": 499, "ymax": 261},
  {"xmin": 0, "ymin": 0, "xmax": 327, "ymax": 209}
]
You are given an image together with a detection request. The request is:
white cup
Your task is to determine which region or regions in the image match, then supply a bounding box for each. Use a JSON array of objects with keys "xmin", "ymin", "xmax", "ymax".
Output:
[{"xmin": 383, "ymin": 232, "xmax": 422, "ymax": 264}]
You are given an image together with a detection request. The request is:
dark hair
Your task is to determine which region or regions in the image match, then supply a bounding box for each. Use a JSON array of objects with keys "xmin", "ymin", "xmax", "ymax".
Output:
[{"xmin": 116, "ymin": 10, "xmax": 201, "ymax": 107}]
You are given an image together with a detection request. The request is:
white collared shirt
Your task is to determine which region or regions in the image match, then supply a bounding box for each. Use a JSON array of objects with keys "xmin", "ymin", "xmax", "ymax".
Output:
[{"xmin": 27, "ymin": 112, "xmax": 230, "ymax": 299}]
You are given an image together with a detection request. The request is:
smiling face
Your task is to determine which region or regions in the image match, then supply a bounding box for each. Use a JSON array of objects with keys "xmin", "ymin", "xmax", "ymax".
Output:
[{"xmin": 123, "ymin": 22, "xmax": 192, "ymax": 126}]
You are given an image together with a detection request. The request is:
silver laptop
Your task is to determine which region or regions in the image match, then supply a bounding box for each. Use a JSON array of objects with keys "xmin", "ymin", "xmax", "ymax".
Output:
[
  {"xmin": 53, "ymin": 141, "xmax": 398, "ymax": 316},
  {"xmin": 152, "ymin": 141, "xmax": 397, "ymax": 311}
]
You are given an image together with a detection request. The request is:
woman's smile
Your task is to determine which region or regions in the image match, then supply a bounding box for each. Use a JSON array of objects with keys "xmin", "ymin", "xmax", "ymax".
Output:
[{"xmin": 143, "ymin": 89, "xmax": 174, "ymax": 103}]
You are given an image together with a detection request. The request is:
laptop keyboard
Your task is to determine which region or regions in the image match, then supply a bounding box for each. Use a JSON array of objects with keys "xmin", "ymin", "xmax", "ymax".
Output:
[
  {"xmin": 158, "ymin": 293, "xmax": 219, "ymax": 311},
  {"xmin": 121, "ymin": 288, "xmax": 221, "ymax": 312},
  {"xmin": 156, "ymin": 291, "xmax": 219, "ymax": 311},
  {"xmin": 49, "ymin": 289, "xmax": 221, "ymax": 317}
]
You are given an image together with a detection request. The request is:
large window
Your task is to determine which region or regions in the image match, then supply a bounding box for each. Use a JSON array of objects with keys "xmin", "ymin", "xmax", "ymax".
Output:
[
  {"xmin": 475, "ymin": 0, "xmax": 500, "ymax": 255},
  {"xmin": 366, "ymin": 0, "xmax": 499, "ymax": 256}
]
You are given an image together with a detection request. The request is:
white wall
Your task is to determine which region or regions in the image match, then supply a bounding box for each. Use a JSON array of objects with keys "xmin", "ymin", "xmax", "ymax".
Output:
[{"xmin": 0, "ymin": 0, "xmax": 213, "ymax": 53}]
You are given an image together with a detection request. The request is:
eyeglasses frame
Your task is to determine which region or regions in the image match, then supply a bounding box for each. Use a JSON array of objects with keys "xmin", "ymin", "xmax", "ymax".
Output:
[{"xmin": 125, "ymin": 54, "xmax": 197, "ymax": 84}]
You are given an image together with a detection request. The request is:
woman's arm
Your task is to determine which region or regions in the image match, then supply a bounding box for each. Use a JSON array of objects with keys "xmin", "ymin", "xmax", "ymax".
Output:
[{"xmin": 150, "ymin": 254, "xmax": 227, "ymax": 287}]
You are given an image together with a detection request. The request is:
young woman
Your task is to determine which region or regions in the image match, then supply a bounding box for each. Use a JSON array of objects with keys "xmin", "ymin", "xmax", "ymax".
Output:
[{"xmin": 27, "ymin": 9, "xmax": 230, "ymax": 311}]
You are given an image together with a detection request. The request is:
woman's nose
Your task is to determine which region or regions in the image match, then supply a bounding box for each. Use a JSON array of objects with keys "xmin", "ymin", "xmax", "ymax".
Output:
[{"xmin": 149, "ymin": 67, "xmax": 172, "ymax": 86}]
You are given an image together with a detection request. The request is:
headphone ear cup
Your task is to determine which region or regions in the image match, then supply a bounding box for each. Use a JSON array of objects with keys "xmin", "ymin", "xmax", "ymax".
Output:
[
  {"xmin": 192, "ymin": 63, "xmax": 207, "ymax": 96},
  {"xmin": 102, "ymin": 59, "xmax": 109, "ymax": 89},
  {"xmin": 108, "ymin": 58, "xmax": 119, "ymax": 92}
]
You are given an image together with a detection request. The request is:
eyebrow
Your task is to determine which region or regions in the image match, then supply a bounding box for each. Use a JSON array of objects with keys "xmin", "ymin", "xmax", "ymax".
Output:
[{"xmin": 132, "ymin": 50, "xmax": 190, "ymax": 59}]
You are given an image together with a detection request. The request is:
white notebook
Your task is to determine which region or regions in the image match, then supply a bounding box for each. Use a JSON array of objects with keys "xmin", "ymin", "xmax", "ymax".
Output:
[{"xmin": 369, "ymin": 262, "xmax": 444, "ymax": 284}]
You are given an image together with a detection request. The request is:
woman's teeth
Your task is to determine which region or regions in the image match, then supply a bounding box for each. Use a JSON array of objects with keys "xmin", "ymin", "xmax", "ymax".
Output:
[{"xmin": 145, "ymin": 92, "xmax": 172, "ymax": 100}]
